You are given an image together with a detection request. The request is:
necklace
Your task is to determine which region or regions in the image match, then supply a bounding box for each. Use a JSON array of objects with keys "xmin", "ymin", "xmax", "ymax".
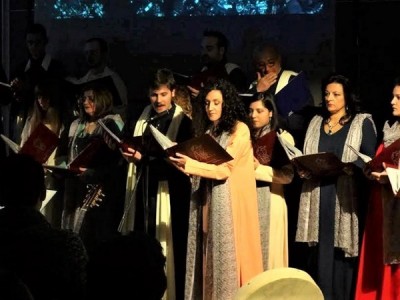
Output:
[
  {"xmin": 326, "ymin": 119, "xmax": 340, "ymax": 135},
  {"xmin": 85, "ymin": 121, "xmax": 97, "ymax": 134}
]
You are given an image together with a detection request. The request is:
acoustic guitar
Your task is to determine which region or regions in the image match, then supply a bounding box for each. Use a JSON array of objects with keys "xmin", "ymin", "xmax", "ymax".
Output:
[{"xmin": 73, "ymin": 184, "xmax": 104, "ymax": 234}]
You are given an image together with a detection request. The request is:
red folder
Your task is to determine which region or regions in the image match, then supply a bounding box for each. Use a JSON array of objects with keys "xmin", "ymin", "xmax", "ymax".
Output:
[
  {"xmin": 1, "ymin": 123, "xmax": 59, "ymax": 164},
  {"xmin": 149, "ymin": 124, "xmax": 233, "ymax": 165},
  {"xmin": 167, "ymin": 134, "xmax": 233, "ymax": 165},
  {"xmin": 253, "ymin": 130, "xmax": 277, "ymax": 165},
  {"xmin": 369, "ymin": 138, "xmax": 400, "ymax": 172},
  {"xmin": 43, "ymin": 138, "xmax": 111, "ymax": 175},
  {"xmin": 292, "ymin": 152, "xmax": 346, "ymax": 177},
  {"xmin": 97, "ymin": 119, "xmax": 143, "ymax": 152}
]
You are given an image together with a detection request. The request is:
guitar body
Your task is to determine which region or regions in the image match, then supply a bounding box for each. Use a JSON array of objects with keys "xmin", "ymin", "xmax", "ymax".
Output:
[{"xmin": 73, "ymin": 184, "xmax": 103, "ymax": 234}]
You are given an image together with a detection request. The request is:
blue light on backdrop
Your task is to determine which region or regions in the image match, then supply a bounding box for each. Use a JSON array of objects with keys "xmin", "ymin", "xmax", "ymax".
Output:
[{"xmin": 36, "ymin": 0, "xmax": 324, "ymax": 19}]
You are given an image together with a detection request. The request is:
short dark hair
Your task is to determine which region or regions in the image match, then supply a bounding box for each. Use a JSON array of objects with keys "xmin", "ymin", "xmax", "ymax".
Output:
[
  {"xmin": 320, "ymin": 73, "xmax": 362, "ymax": 121},
  {"xmin": 252, "ymin": 42, "xmax": 282, "ymax": 63},
  {"xmin": 0, "ymin": 154, "xmax": 45, "ymax": 207},
  {"xmin": 203, "ymin": 29, "xmax": 229, "ymax": 52},
  {"xmin": 85, "ymin": 37, "xmax": 109, "ymax": 54},
  {"xmin": 25, "ymin": 23, "xmax": 48, "ymax": 44},
  {"xmin": 394, "ymin": 76, "xmax": 400, "ymax": 87},
  {"xmin": 148, "ymin": 68, "xmax": 176, "ymax": 92}
]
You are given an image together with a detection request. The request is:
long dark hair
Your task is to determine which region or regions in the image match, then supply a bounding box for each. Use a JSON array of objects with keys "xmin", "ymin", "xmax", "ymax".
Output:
[
  {"xmin": 249, "ymin": 92, "xmax": 279, "ymax": 132},
  {"xmin": 79, "ymin": 84, "xmax": 114, "ymax": 121},
  {"xmin": 387, "ymin": 76, "xmax": 400, "ymax": 126},
  {"xmin": 192, "ymin": 78, "xmax": 250, "ymax": 137}
]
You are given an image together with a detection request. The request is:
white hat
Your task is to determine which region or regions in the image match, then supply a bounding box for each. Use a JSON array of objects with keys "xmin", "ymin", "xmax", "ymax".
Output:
[{"xmin": 234, "ymin": 267, "xmax": 323, "ymax": 300}]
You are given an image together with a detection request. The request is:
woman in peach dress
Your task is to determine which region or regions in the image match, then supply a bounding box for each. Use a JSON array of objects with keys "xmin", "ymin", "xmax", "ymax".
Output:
[{"xmin": 169, "ymin": 79, "xmax": 263, "ymax": 300}]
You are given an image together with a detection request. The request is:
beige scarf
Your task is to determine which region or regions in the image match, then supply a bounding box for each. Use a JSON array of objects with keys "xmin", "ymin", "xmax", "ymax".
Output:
[
  {"xmin": 185, "ymin": 130, "xmax": 237, "ymax": 300},
  {"xmin": 120, "ymin": 104, "xmax": 185, "ymax": 300},
  {"xmin": 120, "ymin": 104, "xmax": 184, "ymax": 233},
  {"xmin": 296, "ymin": 113, "xmax": 375, "ymax": 257}
]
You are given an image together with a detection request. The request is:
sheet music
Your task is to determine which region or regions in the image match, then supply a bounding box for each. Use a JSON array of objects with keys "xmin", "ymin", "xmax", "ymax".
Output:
[
  {"xmin": 276, "ymin": 132, "xmax": 303, "ymax": 159},
  {"xmin": 346, "ymin": 144, "xmax": 372, "ymax": 163},
  {"xmin": 98, "ymin": 119, "xmax": 122, "ymax": 143},
  {"xmin": 149, "ymin": 124, "xmax": 175, "ymax": 150},
  {"xmin": 385, "ymin": 166, "xmax": 400, "ymax": 196},
  {"xmin": 0, "ymin": 81, "xmax": 11, "ymax": 88},
  {"xmin": 0, "ymin": 134, "xmax": 21, "ymax": 154},
  {"xmin": 40, "ymin": 189, "xmax": 57, "ymax": 212},
  {"xmin": 172, "ymin": 71, "xmax": 191, "ymax": 79}
]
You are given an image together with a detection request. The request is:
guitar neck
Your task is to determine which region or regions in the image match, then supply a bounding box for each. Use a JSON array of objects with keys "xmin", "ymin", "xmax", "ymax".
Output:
[
  {"xmin": 72, "ymin": 184, "xmax": 103, "ymax": 234},
  {"xmin": 73, "ymin": 207, "xmax": 88, "ymax": 234}
]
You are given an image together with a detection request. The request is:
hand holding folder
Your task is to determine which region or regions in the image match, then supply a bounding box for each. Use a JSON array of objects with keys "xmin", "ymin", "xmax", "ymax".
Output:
[
  {"xmin": 347, "ymin": 139, "xmax": 400, "ymax": 172},
  {"xmin": 253, "ymin": 130, "xmax": 277, "ymax": 166},
  {"xmin": 383, "ymin": 162, "xmax": 400, "ymax": 197},
  {"xmin": 1, "ymin": 123, "xmax": 59, "ymax": 164},
  {"xmin": 97, "ymin": 119, "xmax": 143, "ymax": 152},
  {"xmin": 253, "ymin": 131, "xmax": 303, "ymax": 169},
  {"xmin": 149, "ymin": 124, "xmax": 233, "ymax": 165},
  {"xmin": 277, "ymin": 132, "xmax": 347, "ymax": 178},
  {"xmin": 43, "ymin": 138, "xmax": 110, "ymax": 175}
]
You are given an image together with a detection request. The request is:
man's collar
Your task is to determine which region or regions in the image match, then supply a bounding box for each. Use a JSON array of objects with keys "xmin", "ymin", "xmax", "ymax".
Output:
[{"xmin": 24, "ymin": 53, "xmax": 52, "ymax": 72}]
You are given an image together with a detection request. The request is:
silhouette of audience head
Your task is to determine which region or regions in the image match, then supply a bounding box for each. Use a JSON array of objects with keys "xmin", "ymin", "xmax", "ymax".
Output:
[
  {"xmin": 0, "ymin": 268, "xmax": 34, "ymax": 300},
  {"xmin": 0, "ymin": 154, "xmax": 46, "ymax": 208},
  {"xmin": 201, "ymin": 29, "xmax": 229, "ymax": 65},
  {"xmin": 25, "ymin": 23, "xmax": 48, "ymax": 60},
  {"xmin": 87, "ymin": 231, "xmax": 167, "ymax": 300}
]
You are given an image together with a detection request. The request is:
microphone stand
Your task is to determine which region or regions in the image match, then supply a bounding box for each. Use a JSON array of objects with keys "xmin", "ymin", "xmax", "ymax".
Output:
[
  {"xmin": 118, "ymin": 111, "xmax": 169, "ymax": 234},
  {"xmin": 117, "ymin": 162, "xmax": 143, "ymax": 233},
  {"xmin": 143, "ymin": 163, "xmax": 149, "ymax": 234},
  {"xmin": 117, "ymin": 128, "xmax": 148, "ymax": 233}
]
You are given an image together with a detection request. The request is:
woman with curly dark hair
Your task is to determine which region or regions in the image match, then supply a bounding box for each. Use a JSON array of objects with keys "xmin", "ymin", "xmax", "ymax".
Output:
[{"xmin": 169, "ymin": 79, "xmax": 263, "ymax": 299}]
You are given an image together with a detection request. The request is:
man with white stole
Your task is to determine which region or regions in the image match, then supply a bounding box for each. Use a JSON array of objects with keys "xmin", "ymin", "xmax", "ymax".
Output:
[{"xmin": 119, "ymin": 68, "xmax": 192, "ymax": 300}]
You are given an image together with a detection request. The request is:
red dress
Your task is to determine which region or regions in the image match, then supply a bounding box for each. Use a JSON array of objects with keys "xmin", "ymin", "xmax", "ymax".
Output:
[{"xmin": 355, "ymin": 143, "xmax": 400, "ymax": 300}]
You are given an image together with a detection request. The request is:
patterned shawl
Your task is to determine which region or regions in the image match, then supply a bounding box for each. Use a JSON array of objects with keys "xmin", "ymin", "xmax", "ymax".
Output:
[
  {"xmin": 185, "ymin": 130, "xmax": 238, "ymax": 300},
  {"xmin": 296, "ymin": 113, "xmax": 374, "ymax": 257},
  {"xmin": 255, "ymin": 125, "xmax": 272, "ymax": 270}
]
